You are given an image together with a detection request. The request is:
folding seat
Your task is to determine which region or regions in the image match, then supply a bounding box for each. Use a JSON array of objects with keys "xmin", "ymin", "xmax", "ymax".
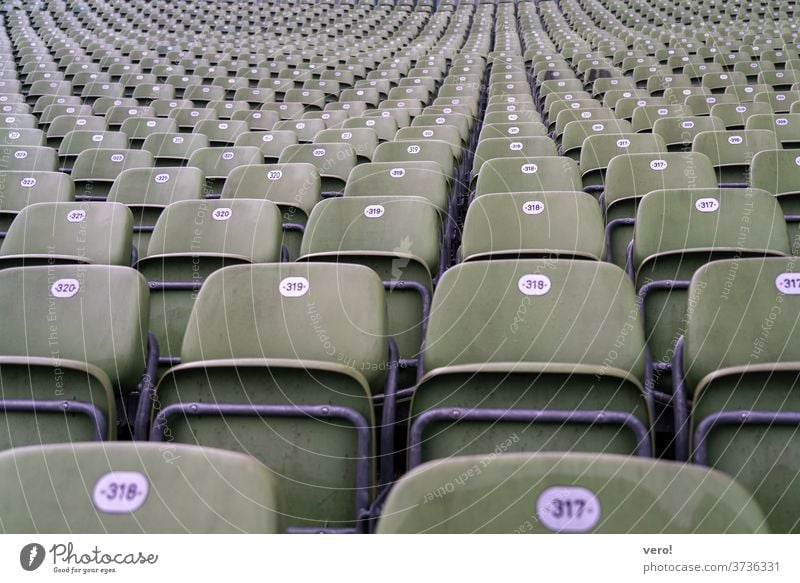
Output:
[
  {"xmin": 57, "ymin": 131, "xmax": 129, "ymax": 173},
  {"xmin": 149, "ymin": 262, "xmax": 391, "ymax": 532},
  {"xmin": 165, "ymin": 74, "xmax": 203, "ymax": 98},
  {"xmin": 673, "ymin": 257, "xmax": 800, "ymax": 532},
  {"xmin": 0, "ymin": 145, "xmax": 59, "ymax": 172},
  {"xmin": 710, "ymin": 101, "xmax": 773, "ymax": 129},
  {"xmin": 274, "ymin": 118, "xmax": 327, "ymax": 143},
  {"xmin": 313, "ymin": 128, "xmax": 378, "ymax": 163},
  {"xmin": 746, "ymin": 113, "xmax": 800, "ymax": 148},
  {"xmin": 554, "ymin": 107, "xmax": 618, "ymax": 145},
  {"xmin": 0, "ymin": 127, "xmax": 44, "ymax": 147},
  {"xmin": 193, "ymin": 119, "xmax": 248, "ymax": 146},
  {"xmin": 207, "ymin": 101, "xmax": 251, "ymax": 122},
  {"xmin": 758, "ymin": 69, "xmax": 800, "ymax": 90},
  {"xmin": 603, "ymin": 152, "xmax": 718, "ymax": 267},
  {"xmin": 705, "ymin": 72, "xmax": 750, "ymax": 94},
  {"xmin": 132, "ymin": 83, "xmax": 175, "ymax": 103},
  {"xmin": 560, "ymin": 118, "xmax": 634, "ymax": 160},
  {"xmin": 120, "ymin": 116, "xmax": 178, "ymax": 146},
  {"xmin": 652, "ymin": 115, "xmax": 726, "ymax": 152},
  {"xmin": 345, "ymin": 161, "xmax": 449, "ymax": 213},
  {"xmin": 726, "ymin": 84, "xmax": 773, "ymax": 103},
  {"xmin": 168, "ymin": 107, "xmax": 219, "ymax": 133},
  {"xmin": 692, "ymin": 129, "xmax": 780, "ymax": 186},
  {"xmin": 462, "ymin": 191, "xmax": 605, "ymax": 262},
  {"xmin": 105, "ymin": 105, "xmax": 156, "ymax": 131},
  {"xmin": 283, "ymin": 88, "xmax": 327, "ymax": 112},
  {"xmin": 411, "ymin": 113, "xmax": 471, "ymax": 143},
  {"xmin": 135, "ymin": 198, "xmax": 282, "ymax": 365},
  {"xmin": 143, "ymin": 132, "xmax": 210, "ymax": 167},
  {"xmin": 373, "ymin": 139, "xmax": 455, "ymax": 186},
  {"xmin": 187, "ymin": 146, "xmax": 264, "ymax": 197},
  {"xmin": 303, "ymin": 110, "xmax": 349, "ymax": 130},
  {"xmin": 475, "ymin": 156, "xmax": 583, "ymax": 197},
  {"xmin": 233, "ymin": 130, "xmax": 297, "ymax": 164},
  {"xmin": 683, "ymin": 93, "xmax": 737, "ymax": 116},
  {"xmin": 737, "ymin": 61, "xmax": 776, "ymax": 83},
  {"xmin": 231, "ymin": 109, "xmax": 279, "ymax": 132},
  {"xmin": 631, "ymin": 188, "xmax": 790, "ymax": 394},
  {"xmin": 0, "ymin": 264, "xmax": 153, "ymax": 447},
  {"xmin": 151, "ymin": 98, "xmax": 193, "ymax": 117},
  {"xmin": 0, "ymin": 201, "xmax": 133, "ymax": 268},
  {"xmin": 222, "ymin": 164, "xmax": 318, "ymax": 244},
  {"xmin": 181, "ymin": 84, "xmax": 225, "ymax": 105},
  {"xmin": 646, "ymin": 73, "xmax": 694, "ymax": 96},
  {"xmin": 299, "ymin": 195, "xmax": 440, "ymax": 383},
  {"xmin": 757, "ymin": 88, "xmax": 800, "ymax": 112},
  {"xmin": 0, "ymin": 171, "xmax": 74, "ymax": 234},
  {"xmin": 261, "ymin": 101, "xmax": 306, "ymax": 120},
  {"xmin": 70, "ymin": 148, "xmax": 154, "ymax": 200},
  {"xmin": 0, "ymin": 443, "xmax": 283, "ymax": 533},
  {"xmin": 108, "ymin": 166, "xmax": 205, "ymax": 253},
  {"xmin": 477, "ymin": 122, "xmax": 548, "ymax": 143},
  {"xmin": 279, "ymin": 143, "xmax": 357, "ymax": 196},
  {"xmin": 471, "ymin": 136, "xmax": 558, "ymax": 183},
  {"xmin": 26, "ymin": 79, "xmax": 72, "ymax": 105},
  {"xmin": 408, "ymin": 259, "xmax": 650, "ymax": 466},
  {"xmin": 364, "ymin": 107, "xmax": 412, "ymax": 129},
  {"xmin": 120, "ymin": 73, "xmax": 157, "ymax": 98},
  {"xmin": 395, "ymin": 126, "xmax": 461, "ymax": 160},
  {"xmin": 80, "ymin": 81, "xmax": 124, "ymax": 105},
  {"xmin": 377, "ymin": 452, "xmax": 767, "ymax": 533},
  {"xmin": 631, "ymin": 104, "xmax": 694, "ymax": 133},
  {"xmin": 45, "ymin": 114, "xmax": 107, "ymax": 148},
  {"xmin": 579, "ymin": 133, "xmax": 667, "ymax": 194}
]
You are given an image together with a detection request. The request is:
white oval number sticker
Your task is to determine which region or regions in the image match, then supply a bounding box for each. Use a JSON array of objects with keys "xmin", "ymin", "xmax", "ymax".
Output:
[
  {"xmin": 649, "ymin": 159, "xmax": 668, "ymax": 170},
  {"xmin": 20, "ymin": 177, "xmax": 36, "ymax": 187},
  {"xmin": 518, "ymin": 274, "xmax": 551, "ymax": 295},
  {"xmin": 212, "ymin": 208, "xmax": 232, "ymax": 221},
  {"xmin": 92, "ymin": 471, "xmax": 149, "ymax": 514},
  {"xmin": 536, "ymin": 486, "xmax": 601, "ymax": 533},
  {"xmin": 66, "ymin": 209, "xmax": 86, "ymax": 223},
  {"xmin": 776, "ymin": 273, "xmax": 800, "ymax": 294},
  {"xmin": 695, "ymin": 197, "xmax": 719, "ymax": 212},
  {"xmin": 390, "ymin": 168, "xmax": 406, "ymax": 178},
  {"xmin": 154, "ymin": 173, "xmax": 170, "ymax": 184},
  {"xmin": 522, "ymin": 200, "xmax": 544, "ymax": 215},
  {"xmin": 50, "ymin": 278, "xmax": 80, "ymax": 298},
  {"xmin": 521, "ymin": 163, "xmax": 538, "ymax": 174},
  {"xmin": 267, "ymin": 170, "xmax": 283, "ymax": 181},
  {"xmin": 364, "ymin": 204, "xmax": 385, "ymax": 218},
  {"xmin": 279, "ymin": 276, "xmax": 309, "ymax": 297}
]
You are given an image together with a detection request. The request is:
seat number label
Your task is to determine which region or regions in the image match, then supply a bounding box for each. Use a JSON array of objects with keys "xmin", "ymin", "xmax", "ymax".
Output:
[
  {"xmin": 93, "ymin": 471, "xmax": 149, "ymax": 514},
  {"xmin": 518, "ymin": 274, "xmax": 551, "ymax": 295},
  {"xmin": 536, "ymin": 486, "xmax": 601, "ymax": 532},
  {"xmin": 280, "ymin": 276, "xmax": 309, "ymax": 297}
]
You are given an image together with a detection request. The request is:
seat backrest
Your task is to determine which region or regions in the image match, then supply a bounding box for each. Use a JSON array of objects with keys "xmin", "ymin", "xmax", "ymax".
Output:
[
  {"xmin": 220, "ymin": 163, "xmax": 320, "ymax": 215},
  {"xmin": 423, "ymin": 259, "xmax": 645, "ymax": 378},
  {"xmin": 186, "ymin": 146, "xmax": 263, "ymax": 179},
  {"xmin": 0, "ymin": 442, "xmax": 283, "ymax": 533},
  {"xmin": 0, "ymin": 202, "xmax": 133, "ymax": 265},
  {"xmin": 180, "ymin": 263, "xmax": 388, "ymax": 391},
  {"xmin": 475, "ymin": 156, "xmax": 583, "ymax": 196},
  {"xmin": 143, "ymin": 199, "xmax": 283, "ymax": 262},
  {"xmin": 462, "ymin": 191, "xmax": 606, "ymax": 261},
  {"xmin": 0, "ymin": 264, "xmax": 148, "ymax": 388},
  {"xmin": 300, "ymin": 195, "xmax": 440, "ymax": 275},
  {"xmin": 633, "ymin": 188, "xmax": 791, "ymax": 271},
  {"xmin": 108, "ymin": 166, "xmax": 206, "ymax": 207},
  {"xmin": 377, "ymin": 452, "xmax": 768, "ymax": 533}
]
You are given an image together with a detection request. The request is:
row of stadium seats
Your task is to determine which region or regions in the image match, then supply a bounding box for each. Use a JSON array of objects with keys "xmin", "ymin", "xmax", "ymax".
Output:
[{"xmin": 2, "ymin": 0, "xmax": 800, "ymax": 534}]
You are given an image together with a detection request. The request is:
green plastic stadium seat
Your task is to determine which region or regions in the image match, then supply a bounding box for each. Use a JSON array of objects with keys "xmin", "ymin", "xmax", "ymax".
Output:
[{"xmin": 0, "ymin": 442, "xmax": 283, "ymax": 533}]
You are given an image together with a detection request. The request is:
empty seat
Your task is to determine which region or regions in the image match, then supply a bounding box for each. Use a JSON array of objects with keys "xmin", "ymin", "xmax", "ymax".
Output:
[
  {"xmin": 186, "ymin": 146, "xmax": 263, "ymax": 196},
  {"xmin": 475, "ymin": 156, "xmax": 583, "ymax": 197},
  {"xmin": 279, "ymin": 143, "xmax": 357, "ymax": 196},
  {"xmin": 108, "ymin": 166, "xmax": 206, "ymax": 253},
  {"xmin": 462, "ymin": 191, "xmax": 605, "ymax": 262},
  {"xmin": 135, "ymin": 199, "xmax": 283, "ymax": 364},
  {"xmin": 0, "ymin": 264, "xmax": 152, "ymax": 447},
  {"xmin": 345, "ymin": 161, "xmax": 449, "ymax": 214},
  {"xmin": 579, "ymin": 133, "xmax": 667, "ymax": 194},
  {"xmin": 234, "ymin": 130, "xmax": 298, "ymax": 163},
  {"xmin": 149, "ymin": 263, "xmax": 392, "ymax": 532},
  {"xmin": 143, "ymin": 132, "xmax": 210, "ymax": 167},
  {"xmin": 57, "ymin": 130, "xmax": 129, "ymax": 173},
  {"xmin": 652, "ymin": 116, "xmax": 726, "ymax": 152},
  {"xmin": 377, "ymin": 452, "xmax": 767, "ymax": 533},
  {"xmin": 299, "ymin": 195, "xmax": 440, "ymax": 382},
  {"xmin": 0, "ymin": 202, "xmax": 133, "ymax": 267},
  {"xmin": 603, "ymin": 152, "xmax": 719, "ymax": 266},
  {"xmin": 0, "ymin": 170, "xmax": 74, "ymax": 233},
  {"xmin": 631, "ymin": 188, "xmax": 790, "ymax": 392},
  {"xmin": 0, "ymin": 442, "xmax": 283, "ymax": 533},
  {"xmin": 409, "ymin": 259, "xmax": 650, "ymax": 466},
  {"xmin": 673, "ymin": 257, "xmax": 800, "ymax": 532},
  {"xmin": 220, "ymin": 162, "xmax": 320, "ymax": 260},
  {"xmin": 71, "ymin": 148, "xmax": 154, "ymax": 199},
  {"xmin": 692, "ymin": 129, "xmax": 780, "ymax": 187},
  {"xmin": 0, "ymin": 145, "xmax": 58, "ymax": 172}
]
